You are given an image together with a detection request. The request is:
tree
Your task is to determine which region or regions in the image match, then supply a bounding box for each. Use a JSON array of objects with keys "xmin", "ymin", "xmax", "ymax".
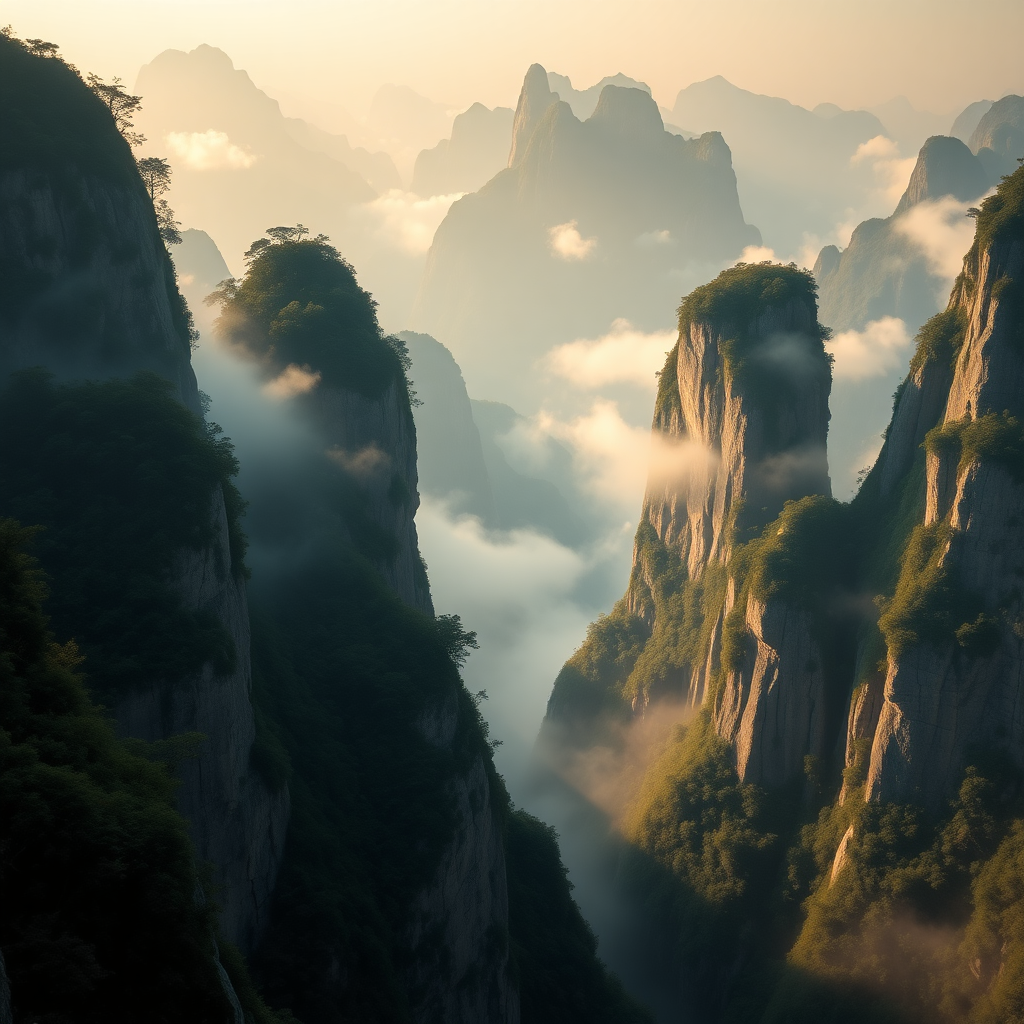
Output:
[
  {"xmin": 435, "ymin": 613, "xmax": 479, "ymax": 670},
  {"xmin": 135, "ymin": 156, "xmax": 181, "ymax": 245},
  {"xmin": 136, "ymin": 156, "xmax": 172, "ymax": 203},
  {"xmin": 266, "ymin": 224, "xmax": 310, "ymax": 244},
  {"xmin": 86, "ymin": 73, "xmax": 144, "ymax": 146}
]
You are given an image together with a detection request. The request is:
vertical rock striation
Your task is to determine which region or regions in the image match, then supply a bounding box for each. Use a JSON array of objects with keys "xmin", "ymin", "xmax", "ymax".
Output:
[{"xmin": 865, "ymin": 167, "xmax": 1024, "ymax": 806}]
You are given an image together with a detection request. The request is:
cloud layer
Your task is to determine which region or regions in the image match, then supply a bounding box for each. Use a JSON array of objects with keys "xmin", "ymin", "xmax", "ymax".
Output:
[
  {"xmin": 165, "ymin": 130, "xmax": 257, "ymax": 171},
  {"xmin": 549, "ymin": 220, "xmax": 597, "ymax": 260},
  {"xmin": 826, "ymin": 316, "xmax": 912, "ymax": 380},
  {"xmin": 894, "ymin": 194, "xmax": 981, "ymax": 283},
  {"xmin": 544, "ymin": 319, "xmax": 676, "ymax": 389},
  {"xmin": 353, "ymin": 189, "xmax": 464, "ymax": 254}
]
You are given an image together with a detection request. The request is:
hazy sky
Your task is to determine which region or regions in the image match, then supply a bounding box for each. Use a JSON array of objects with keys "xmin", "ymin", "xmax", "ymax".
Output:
[{"xmin": 8, "ymin": 0, "xmax": 1023, "ymax": 120}]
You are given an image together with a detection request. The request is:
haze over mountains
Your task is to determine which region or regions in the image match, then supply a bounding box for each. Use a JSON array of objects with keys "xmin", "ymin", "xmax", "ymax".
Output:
[{"xmin": 5, "ymin": 17, "xmax": 1024, "ymax": 1023}]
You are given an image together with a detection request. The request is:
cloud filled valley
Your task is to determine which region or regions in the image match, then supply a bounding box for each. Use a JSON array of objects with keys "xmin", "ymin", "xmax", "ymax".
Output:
[{"xmin": 3, "ymin": 13, "xmax": 1024, "ymax": 1024}]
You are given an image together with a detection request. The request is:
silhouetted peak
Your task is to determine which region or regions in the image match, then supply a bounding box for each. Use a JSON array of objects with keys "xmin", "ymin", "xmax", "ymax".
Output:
[
  {"xmin": 894, "ymin": 135, "xmax": 989, "ymax": 215},
  {"xmin": 508, "ymin": 63, "xmax": 556, "ymax": 166},
  {"xmin": 694, "ymin": 130, "xmax": 732, "ymax": 167},
  {"xmin": 587, "ymin": 84, "xmax": 663, "ymax": 139},
  {"xmin": 813, "ymin": 244, "xmax": 842, "ymax": 281}
]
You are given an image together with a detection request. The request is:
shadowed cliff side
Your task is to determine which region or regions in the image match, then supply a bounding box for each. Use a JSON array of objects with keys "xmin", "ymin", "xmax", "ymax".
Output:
[{"xmin": 0, "ymin": 33, "xmax": 285, "ymax": 957}]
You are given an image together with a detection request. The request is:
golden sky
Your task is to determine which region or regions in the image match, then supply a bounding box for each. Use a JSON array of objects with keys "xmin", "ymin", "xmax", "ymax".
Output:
[{"xmin": 7, "ymin": 0, "xmax": 1023, "ymax": 120}]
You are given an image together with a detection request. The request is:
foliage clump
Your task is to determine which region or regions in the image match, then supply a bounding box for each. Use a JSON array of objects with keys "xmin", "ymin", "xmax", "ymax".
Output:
[
  {"xmin": 0, "ymin": 519, "xmax": 232, "ymax": 1022},
  {"xmin": 676, "ymin": 262, "xmax": 832, "ymax": 424},
  {"xmin": 208, "ymin": 233, "xmax": 414, "ymax": 400},
  {"xmin": 0, "ymin": 370, "xmax": 245, "ymax": 700}
]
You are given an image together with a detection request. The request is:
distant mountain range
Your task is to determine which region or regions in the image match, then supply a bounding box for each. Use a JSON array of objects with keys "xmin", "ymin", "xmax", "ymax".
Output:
[{"xmin": 413, "ymin": 63, "xmax": 760, "ymax": 409}]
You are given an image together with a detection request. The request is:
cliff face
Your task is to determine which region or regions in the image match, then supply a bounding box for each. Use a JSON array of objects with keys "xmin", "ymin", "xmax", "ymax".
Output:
[
  {"xmin": 547, "ymin": 263, "xmax": 833, "ymax": 789},
  {"xmin": 0, "ymin": 43, "xmax": 284, "ymax": 954},
  {"xmin": 814, "ymin": 133, "xmax": 994, "ymax": 496},
  {"xmin": 304, "ymin": 375, "xmax": 433, "ymax": 613},
  {"xmin": 865, "ymin": 177, "xmax": 1024, "ymax": 807},
  {"xmin": 0, "ymin": 170, "xmax": 202, "ymax": 415}
]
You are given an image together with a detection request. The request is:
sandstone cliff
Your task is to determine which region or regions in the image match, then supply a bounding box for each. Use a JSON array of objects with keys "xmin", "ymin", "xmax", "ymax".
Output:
[
  {"xmin": 548, "ymin": 262, "xmax": 834, "ymax": 789},
  {"xmin": 863, "ymin": 165, "xmax": 1024, "ymax": 807}
]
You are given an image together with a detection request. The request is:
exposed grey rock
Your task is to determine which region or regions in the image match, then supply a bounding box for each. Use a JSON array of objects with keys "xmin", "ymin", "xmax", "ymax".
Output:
[
  {"xmin": 407, "ymin": 696, "xmax": 519, "ymax": 1024},
  {"xmin": 303, "ymin": 375, "xmax": 433, "ymax": 614},
  {"xmin": 867, "ymin": 229, "xmax": 1024, "ymax": 807},
  {"xmin": 0, "ymin": 171, "xmax": 201, "ymax": 414},
  {"xmin": 117, "ymin": 493, "xmax": 289, "ymax": 950}
]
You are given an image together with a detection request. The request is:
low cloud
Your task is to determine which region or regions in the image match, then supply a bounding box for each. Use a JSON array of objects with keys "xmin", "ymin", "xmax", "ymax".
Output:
[
  {"xmin": 262, "ymin": 363, "xmax": 321, "ymax": 399},
  {"xmin": 544, "ymin": 318, "xmax": 676, "ymax": 390},
  {"xmin": 165, "ymin": 130, "xmax": 257, "ymax": 171},
  {"xmin": 353, "ymin": 189, "xmax": 463, "ymax": 254},
  {"xmin": 894, "ymin": 195, "xmax": 983, "ymax": 283},
  {"xmin": 635, "ymin": 229, "xmax": 673, "ymax": 247},
  {"xmin": 851, "ymin": 135, "xmax": 917, "ymax": 209},
  {"xmin": 549, "ymin": 220, "xmax": 597, "ymax": 261},
  {"xmin": 534, "ymin": 400, "xmax": 717, "ymax": 516},
  {"xmin": 326, "ymin": 443, "xmax": 391, "ymax": 479},
  {"xmin": 736, "ymin": 244, "xmax": 779, "ymax": 264},
  {"xmin": 826, "ymin": 316, "xmax": 912, "ymax": 380}
]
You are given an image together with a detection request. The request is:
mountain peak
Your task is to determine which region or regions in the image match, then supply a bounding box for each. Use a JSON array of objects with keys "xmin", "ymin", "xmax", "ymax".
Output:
[
  {"xmin": 894, "ymin": 134, "xmax": 990, "ymax": 215},
  {"xmin": 587, "ymin": 84, "xmax": 663, "ymax": 139},
  {"xmin": 508, "ymin": 62, "xmax": 555, "ymax": 167}
]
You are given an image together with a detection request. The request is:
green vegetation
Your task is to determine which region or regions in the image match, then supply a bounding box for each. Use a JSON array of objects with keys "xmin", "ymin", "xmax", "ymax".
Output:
[
  {"xmin": 0, "ymin": 519, "xmax": 232, "ymax": 1022},
  {"xmin": 506, "ymin": 809, "xmax": 652, "ymax": 1024},
  {"xmin": 248, "ymin": 559, "xmax": 493, "ymax": 1022},
  {"xmin": 209, "ymin": 235, "xmax": 412, "ymax": 399},
  {"xmin": 0, "ymin": 370, "xmax": 245, "ymax": 701},
  {"xmin": 0, "ymin": 30, "xmax": 138, "ymax": 184},
  {"xmin": 908, "ymin": 306, "xmax": 967, "ymax": 375},
  {"xmin": 926, "ymin": 411, "xmax": 1024, "ymax": 484},
  {"xmin": 675, "ymin": 262, "xmax": 832, "ymax": 432}
]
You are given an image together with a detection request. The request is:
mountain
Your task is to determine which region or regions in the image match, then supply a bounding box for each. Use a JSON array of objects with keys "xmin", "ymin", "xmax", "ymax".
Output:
[
  {"xmin": 402, "ymin": 331, "xmax": 591, "ymax": 543},
  {"xmin": 399, "ymin": 330, "xmax": 498, "ymax": 523},
  {"xmin": 0, "ymin": 35, "xmax": 650, "ymax": 1024},
  {"xmin": 968, "ymin": 93, "xmax": 1024, "ymax": 178},
  {"xmin": 471, "ymin": 399, "xmax": 588, "ymax": 546},
  {"xmin": 868, "ymin": 95, "xmax": 952, "ymax": 155},
  {"xmin": 671, "ymin": 76, "xmax": 889, "ymax": 253},
  {"xmin": 411, "ymin": 102, "xmax": 514, "ymax": 198},
  {"xmin": 538, "ymin": 163, "xmax": 1024, "ymax": 1022},
  {"xmin": 814, "ymin": 134, "xmax": 992, "ymax": 494},
  {"xmin": 283, "ymin": 115, "xmax": 402, "ymax": 192},
  {"xmin": 950, "ymin": 98, "xmax": 994, "ymax": 143},
  {"xmin": 547, "ymin": 70, "xmax": 652, "ymax": 120},
  {"xmin": 133, "ymin": 45, "xmax": 377, "ymax": 264},
  {"xmin": 414, "ymin": 63, "xmax": 760, "ymax": 409}
]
